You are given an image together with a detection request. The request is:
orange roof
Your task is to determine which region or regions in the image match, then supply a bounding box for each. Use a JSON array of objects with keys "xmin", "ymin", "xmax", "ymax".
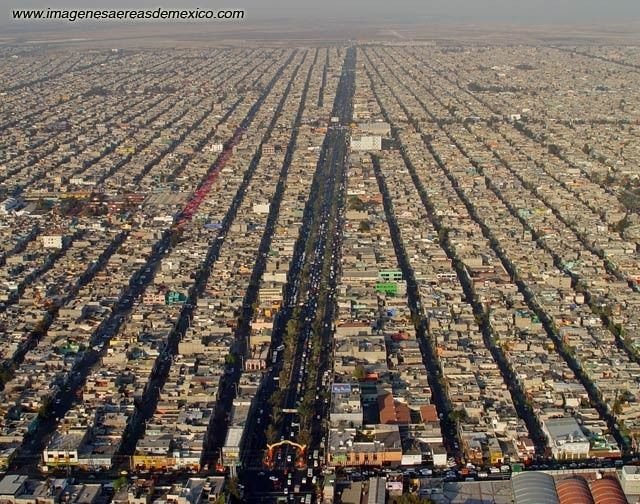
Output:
[
  {"xmin": 420, "ymin": 404, "xmax": 439, "ymax": 423},
  {"xmin": 378, "ymin": 393, "xmax": 396, "ymax": 424},
  {"xmin": 378, "ymin": 393, "xmax": 411, "ymax": 425},
  {"xmin": 591, "ymin": 477, "xmax": 627, "ymax": 504},
  {"xmin": 556, "ymin": 477, "xmax": 594, "ymax": 504}
]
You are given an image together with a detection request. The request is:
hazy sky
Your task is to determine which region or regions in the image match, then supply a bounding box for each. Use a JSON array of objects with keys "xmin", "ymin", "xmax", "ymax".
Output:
[
  {"xmin": 248, "ymin": 0, "xmax": 640, "ymax": 23},
  {"xmin": 3, "ymin": 0, "xmax": 640, "ymax": 24}
]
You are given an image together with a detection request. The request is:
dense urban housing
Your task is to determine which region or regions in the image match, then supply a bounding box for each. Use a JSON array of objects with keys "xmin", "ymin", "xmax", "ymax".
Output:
[{"xmin": 1, "ymin": 36, "xmax": 640, "ymax": 503}]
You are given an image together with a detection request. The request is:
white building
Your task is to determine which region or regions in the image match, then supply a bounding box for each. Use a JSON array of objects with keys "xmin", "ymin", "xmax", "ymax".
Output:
[
  {"xmin": 43, "ymin": 431, "xmax": 86, "ymax": 467},
  {"xmin": 222, "ymin": 427, "xmax": 243, "ymax": 473},
  {"xmin": 542, "ymin": 417, "xmax": 590, "ymax": 460},
  {"xmin": 621, "ymin": 465, "xmax": 640, "ymax": 495},
  {"xmin": 350, "ymin": 135, "xmax": 382, "ymax": 151},
  {"xmin": 42, "ymin": 234, "xmax": 64, "ymax": 249},
  {"xmin": 252, "ymin": 203, "xmax": 270, "ymax": 214}
]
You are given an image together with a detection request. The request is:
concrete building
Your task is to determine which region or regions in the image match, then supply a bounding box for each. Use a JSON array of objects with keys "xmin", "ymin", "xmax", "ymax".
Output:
[
  {"xmin": 330, "ymin": 383, "xmax": 363, "ymax": 427},
  {"xmin": 620, "ymin": 465, "xmax": 640, "ymax": 495},
  {"xmin": 41, "ymin": 234, "xmax": 64, "ymax": 249},
  {"xmin": 542, "ymin": 417, "xmax": 590, "ymax": 460},
  {"xmin": 359, "ymin": 122, "xmax": 391, "ymax": 136},
  {"xmin": 350, "ymin": 135, "xmax": 382, "ymax": 151}
]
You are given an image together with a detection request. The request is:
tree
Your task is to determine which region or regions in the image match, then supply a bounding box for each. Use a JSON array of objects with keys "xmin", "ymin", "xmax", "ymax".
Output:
[
  {"xmin": 269, "ymin": 389, "xmax": 283, "ymax": 407},
  {"xmin": 437, "ymin": 227, "xmax": 449, "ymax": 244},
  {"xmin": 448, "ymin": 409, "xmax": 469, "ymax": 424},
  {"xmin": 358, "ymin": 221, "xmax": 371, "ymax": 232},
  {"xmin": 170, "ymin": 230, "xmax": 182, "ymax": 248},
  {"xmin": 620, "ymin": 189, "xmax": 640, "ymax": 214},
  {"xmin": 113, "ymin": 476, "xmax": 128, "ymax": 491},
  {"xmin": 298, "ymin": 401, "xmax": 312, "ymax": 421},
  {"xmin": 467, "ymin": 82, "xmax": 483, "ymax": 92},
  {"xmin": 84, "ymin": 86, "xmax": 108, "ymax": 97},
  {"xmin": 391, "ymin": 496, "xmax": 435, "ymax": 504},
  {"xmin": 226, "ymin": 477, "xmax": 241, "ymax": 500},
  {"xmin": 347, "ymin": 196, "xmax": 365, "ymax": 211},
  {"xmin": 0, "ymin": 367, "xmax": 14, "ymax": 385},
  {"xmin": 297, "ymin": 428, "xmax": 311, "ymax": 447},
  {"xmin": 286, "ymin": 318, "xmax": 299, "ymax": 338},
  {"xmin": 548, "ymin": 144, "xmax": 562, "ymax": 156},
  {"xmin": 37, "ymin": 396, "xmax": 52, "ymax": 419},
  {"xmin": 266, "ymin": 424, "xmax": 278, "ymax": 443},
  {"xmin": 613, "ymin": 396, "xmax": 624, "ymax": 416}
]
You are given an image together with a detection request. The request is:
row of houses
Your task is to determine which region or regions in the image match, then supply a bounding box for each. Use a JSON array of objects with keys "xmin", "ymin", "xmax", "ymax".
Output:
[
  {"xmin": 40, "ymin": 49, "xmax": 305, "ymax": 472},
  {"xmin": 363, "ymin": 46, "xmax": 625, "ymax": 460}
]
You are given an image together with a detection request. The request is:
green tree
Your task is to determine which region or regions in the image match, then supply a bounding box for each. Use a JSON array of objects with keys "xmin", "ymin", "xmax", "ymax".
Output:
[
  {"xmin": 391, "ymin": 495, "xmax": 435, "ymax": 504},
  {"xmin": 286, "ymin": 318, "xmax": 299, "ymax": 338},
  {"xmin": 170, "ymin": 229, "xmax": 183, "ymax": 248},
  {"xmin": 297, "ymin": 428, "xmax": 311, "ymax": 447},
  {"xmin": 613, "ymin": 395, "xmax": 624, "ymax": 416},
  {"xmin": 358, "ymin": 221, "xmax": 371, "ymax": 232},
  {"xmin": 37, "ymin": 397, "xmax": 52, "ymax": 419},
  {"xmin": 548, "ymin": 144, "xmax": 562, "ymax": 156},
  {"xmin": 347, "ymin": 196, "xmax": 365, "ymax": 211},
  {"xmin": 620, "ymin": 189, "xmax": 640, "ymax": 213},
  {"xmin": 266, "ymin": 424, "xmax": 278, "ymax": 443},
  {"xmin": 226, "ymin": 477, "xmax": 241, "ymax": 500},
  {"xmin": 113, "ymin": 476, "xmax": 128, "ymax": 491},
  {"xmin": 0, "ymin": 367, "xmax": 14, "ymax": 385}
]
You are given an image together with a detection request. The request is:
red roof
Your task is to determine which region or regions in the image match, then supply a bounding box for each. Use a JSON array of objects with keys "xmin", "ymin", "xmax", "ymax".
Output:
[
  {"xmin": 556, "ymin": 477, "xmax": 594, "ymax": 504},
  {"xmin": 391, "ymin": 331, "xmax": 410, "ymax": 341},
  {"xmin": 591, "ymin": 477, "xmax": 627, "ymax": 504}
]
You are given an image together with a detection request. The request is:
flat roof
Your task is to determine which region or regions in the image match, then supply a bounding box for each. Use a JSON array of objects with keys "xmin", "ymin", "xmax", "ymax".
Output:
[
  {"xmin": 0, "ymin": 474, "xmax": 28, "ymax": 496},
  {"xmin": 46, "ymin": 432, "xmax": 85, "ymax": 450},
  {"xmin": 224, "ymin": 426, "xmax": 244, "ymax": 448},
  {"xmin": 545, "ymin": 417, "xmax": 588, "ymax": 443}
]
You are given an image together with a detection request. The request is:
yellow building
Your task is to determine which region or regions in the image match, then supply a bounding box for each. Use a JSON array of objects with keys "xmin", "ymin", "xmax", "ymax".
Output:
[
  {"xmin": 132, "ymin": 454, "xmax": 177, "ymax": 471},
  {"xmin": 488, "ymin": 436, "xmax": 504, "ymax": 465}
]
